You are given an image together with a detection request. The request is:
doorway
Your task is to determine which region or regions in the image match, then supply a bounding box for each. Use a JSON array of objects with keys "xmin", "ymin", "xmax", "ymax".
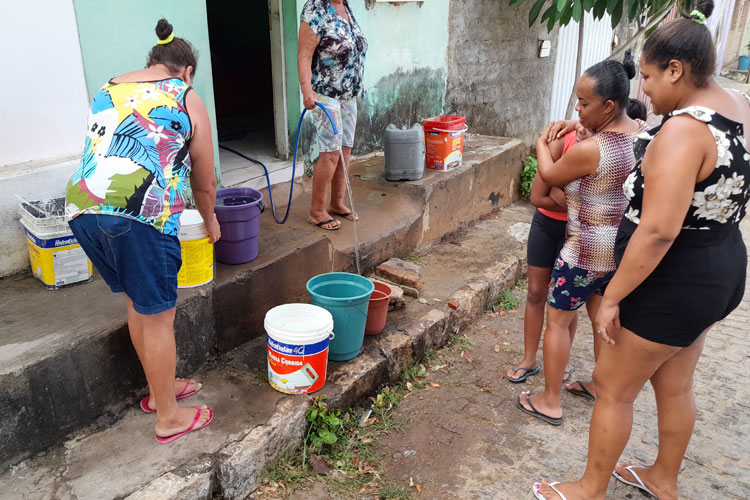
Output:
[{"xmin": 207, "ymin": 0, "xmax": 288, "ymax": 184}]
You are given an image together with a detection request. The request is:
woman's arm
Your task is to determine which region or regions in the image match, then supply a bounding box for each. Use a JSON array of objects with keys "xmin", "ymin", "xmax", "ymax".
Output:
[
  {"xmin": 536, "ymin": 122, "xmax": 599, "ymax": 187},
  {"xmin": 185, "ymin": 91, "xmax": 220, "ymax": 243},
  {"xmin": 298, "ymin": 22, "xmax": 320, "ymax": 110},
  {"xmin": 596, "ymin": 116, "xmax": 715, "ymax": 343},
  {"xmin": 530, "ymin": 135, "xmax": 567, "ymax": 210},
  {"xmin": 546, "ymin": 120, "xmax": 578, "ymax": 143}
]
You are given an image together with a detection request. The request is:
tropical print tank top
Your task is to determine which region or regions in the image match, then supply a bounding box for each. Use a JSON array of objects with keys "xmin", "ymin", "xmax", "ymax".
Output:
[
  {"xmin": 66, "ymin": 78, "xmax": 193, "ymax": 235},
  {"xmin": 560, "ymin": 122, "xmax": 648, "ymax": 271},
  {"xmin": 624, "ymin": 102, "xmax": 750, "ymax": 230}
]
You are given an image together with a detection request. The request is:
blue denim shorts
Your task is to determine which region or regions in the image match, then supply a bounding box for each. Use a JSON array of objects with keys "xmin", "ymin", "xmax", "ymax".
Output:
[
  {"xmin": 547, "ymin": 257, "xmax": 614, "ymax": 311},
  {"xmin": 69, "ymin": 214, "xmax": 181, "ymax": 315}
]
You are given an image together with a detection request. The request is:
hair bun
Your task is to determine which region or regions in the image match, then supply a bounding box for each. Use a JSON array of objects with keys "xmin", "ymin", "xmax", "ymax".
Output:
[
  {"xmin": 693, "ymin": 0, "xmax": 714, "ymax": 19},
  {"xmin": 155, "ymin": 18, "xmax": 173, "ymax": 41},
  {"xmin": 622, "ymin": 50, "xmax": 636, "ymax": 80}
]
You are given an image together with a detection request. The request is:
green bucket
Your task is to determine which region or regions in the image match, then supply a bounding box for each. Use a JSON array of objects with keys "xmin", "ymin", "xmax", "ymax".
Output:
[{"xmin": 306, "ymin": 273, "xmax": 374, "ymax": 361}]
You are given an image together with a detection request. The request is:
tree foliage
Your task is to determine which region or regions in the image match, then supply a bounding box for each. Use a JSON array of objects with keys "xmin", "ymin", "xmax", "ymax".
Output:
[{"xmin": 512, "ymin": 0, "xmax": 677, "ymax": 31}]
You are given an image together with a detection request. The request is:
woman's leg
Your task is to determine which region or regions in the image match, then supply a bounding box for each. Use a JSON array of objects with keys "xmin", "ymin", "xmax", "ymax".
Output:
[
  {"xmin": 519, "ymin": 306, "xmax": 577, "ymax": 418},
  {"xmin": 309, "ymin": 151, "xmax": 341, "ymax": 228},
  {"xmin": 614, "ymin": 329, "xmax": 709, "ymax": 500},
  {"xmin": 536, "ymin": 327, "xmax": 679, "ymax": 500},
  {"xmin": 508, "ymin": 265, "xmax": 551, "ymax": 379},
  {"xmin": 566, "ymin": 294, "xmax": 603, "ymax": 398},
  {"xmin": 125, "ymin": 297, "xmax": 211, "ymax": 436},
  {"xmin": 328, "ymin": 146, "xmax": 357, "ymax": 219}
]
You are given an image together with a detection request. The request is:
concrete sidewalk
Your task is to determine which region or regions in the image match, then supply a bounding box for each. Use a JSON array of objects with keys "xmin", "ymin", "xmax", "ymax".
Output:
[{"xmin": 0, "ymin": 202, "xmax": 536, "ymax": 500}]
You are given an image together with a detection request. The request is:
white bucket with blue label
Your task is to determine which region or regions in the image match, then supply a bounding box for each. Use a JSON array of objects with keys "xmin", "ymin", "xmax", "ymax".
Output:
[{"xmin": 264, "ymin": 303, "xmax": 334, "ymax": 394}]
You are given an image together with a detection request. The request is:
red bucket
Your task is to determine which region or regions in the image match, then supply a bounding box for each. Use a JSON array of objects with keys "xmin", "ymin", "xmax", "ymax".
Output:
[{"xmin": 423, "ymin": 115, "xmax": 467, "ymax": 171}]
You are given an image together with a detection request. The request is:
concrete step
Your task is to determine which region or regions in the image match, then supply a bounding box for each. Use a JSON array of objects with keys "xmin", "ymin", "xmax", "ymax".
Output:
[
  {"xmin": 0, "ymin": 135, "xmax": 524, "ymax": 470},
  {"xmin": 0, "ymin": 202, "xmax": 534, "ymax": 500}
]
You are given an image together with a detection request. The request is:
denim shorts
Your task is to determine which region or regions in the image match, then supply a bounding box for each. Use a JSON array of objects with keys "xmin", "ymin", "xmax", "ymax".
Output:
[
  {"xmin": 547, "ymin": 257, "xmax": 614, "ymax": 311},
  {"xmin": 69, "ymin": 214, "xmax": 182, "ymax": 315},
  {"xmin": 312, "ymin": 94, "xmax": 357, "ymax": 152}
]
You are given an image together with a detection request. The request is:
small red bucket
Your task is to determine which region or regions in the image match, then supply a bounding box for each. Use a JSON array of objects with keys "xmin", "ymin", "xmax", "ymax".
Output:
[{"xmin": 423, "ymin": 115, "xmax": 467, "ymax": 171}]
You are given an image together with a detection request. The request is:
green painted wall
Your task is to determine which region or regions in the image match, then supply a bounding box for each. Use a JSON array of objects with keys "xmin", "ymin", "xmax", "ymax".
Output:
[
  {"xmin": 288, "ymin": 0, "xmax": 451, "ymax": 154},
  {"xmin": 73, "ymin": 0, "xmax": 221, "ymax": 183}
]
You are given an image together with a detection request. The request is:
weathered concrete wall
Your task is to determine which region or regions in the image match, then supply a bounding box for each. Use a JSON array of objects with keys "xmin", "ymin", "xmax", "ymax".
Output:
[
  {"xmin": 292, "ymin": 0, "xmax": 451, "ymax": 158},
  {"xmin": 73, "ymin": 0, "xmax": 221, "ymax": 182},
  {"xmin": 445, "ymin": 1, "xmax": 559, "ymax": 144}
]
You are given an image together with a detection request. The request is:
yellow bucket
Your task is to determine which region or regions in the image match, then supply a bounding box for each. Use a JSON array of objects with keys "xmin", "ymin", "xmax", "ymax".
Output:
[
  {"xmin": 177, "ymin": 237, "xmax": 213, "ymax": 288},
  {"xmin": 177, "ymin": 209, "xmax": 214, "ymax": 288}
]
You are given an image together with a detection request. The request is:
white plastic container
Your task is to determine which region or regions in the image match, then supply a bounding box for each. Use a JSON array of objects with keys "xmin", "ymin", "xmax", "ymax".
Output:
[
  {"xmin": 264, "ymin": 304, "xmax": 334, "ymax": 394},
  {"xmin": 18, "ymin": 198, "xmax": 92, "ymax": 289}
]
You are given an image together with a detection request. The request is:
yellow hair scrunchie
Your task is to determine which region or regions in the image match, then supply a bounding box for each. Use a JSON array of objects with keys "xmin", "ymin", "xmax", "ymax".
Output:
[
  {"xmin": 157, "ymin": 33, "xmax": 175, "ymax": 45},
  {"xmin": 690, "ymin": 9, "xmax": 707, "ymax": 24}
]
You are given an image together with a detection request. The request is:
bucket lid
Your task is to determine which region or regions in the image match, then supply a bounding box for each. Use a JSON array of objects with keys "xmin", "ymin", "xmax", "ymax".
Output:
[
  {"xmin": 179, "ymin": 210, "xmax": 208, "ymax": 240},
  {"xmin": 264, "ymin": 303, "xmax": 334, "ymax": 341},
  {"xmin": 423, "ymin": 115, "xmax": 466, "ymax": 130}
]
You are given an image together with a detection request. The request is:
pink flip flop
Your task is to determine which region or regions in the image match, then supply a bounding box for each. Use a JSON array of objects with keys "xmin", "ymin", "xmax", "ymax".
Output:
[
  {"xmin": 140, "ymin": 380, "xmax": 201, "ymax": 413},
  {"xmin": 155, "ymin": 406, "xmax": 214, "ymax": 444}
]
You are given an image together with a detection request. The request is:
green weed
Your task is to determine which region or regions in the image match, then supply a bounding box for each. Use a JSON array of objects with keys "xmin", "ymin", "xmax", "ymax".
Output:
[
  {"xmin": 379, "ymin": 482, "xmax": 411, "ymax": 499},
  {"xmin": 520, "ymin": 153, "xmax": 537, "ymax": 198},
  {"xmin": 496, "ymin": 289, "xmax": 521, "ymax": 311},
  {"xmin": 448, "ymin": 333, "xmax": 477, "ymax": 351}
]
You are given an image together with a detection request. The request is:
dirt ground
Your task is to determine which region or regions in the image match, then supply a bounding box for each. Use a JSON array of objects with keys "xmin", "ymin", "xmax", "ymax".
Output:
[
  {"xmin": 251, "ymin": 212, "xmax": 750, "ymax": 500},
  {"xmin": 254, "ymin": 278, "xmax": 750, "ymax": 499}
]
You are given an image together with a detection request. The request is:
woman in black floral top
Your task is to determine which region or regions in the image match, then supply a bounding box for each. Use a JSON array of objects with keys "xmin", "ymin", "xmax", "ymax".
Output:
[
  {"xmin": 532, "ymin": 1, "xmax": 750, "ymax": 499},
  {"xmin": 298, "ymin": 0, "xmax": 367, "ymax": 230}
]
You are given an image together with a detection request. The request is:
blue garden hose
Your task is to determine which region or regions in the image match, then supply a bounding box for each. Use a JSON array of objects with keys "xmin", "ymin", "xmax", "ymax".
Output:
[{"xmin": 218, "ymin": 102, "xmax": 338, "ymax": 225}]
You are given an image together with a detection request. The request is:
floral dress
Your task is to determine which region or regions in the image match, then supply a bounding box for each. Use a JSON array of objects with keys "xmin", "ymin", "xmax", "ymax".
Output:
[
  {"xmin": 615, "ymin": 103, "xmax": 750, "ymax": 346},
  {"xmin": 301, "ymin": 0, "xmax": 367, "ymax": 100}
]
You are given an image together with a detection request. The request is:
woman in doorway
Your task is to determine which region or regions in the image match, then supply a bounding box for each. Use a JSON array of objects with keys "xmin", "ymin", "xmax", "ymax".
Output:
[
  {"xmin": 65, "ymin": 19, "xmax": 219, "ymax": 443},
  {"xmin": 533, "ymin": 2, "xmax": 750, "ymax": 498},
  {"xmin": 516, "ymin": 53, "xmax": 645, "ymax": 426},
  {"xmin": 507, "ymin": 122, "xmax": 593, "ymax": 384},
  {"xmin": 298, "ymin": 0, "xmax": 368, "ymax": 230}
]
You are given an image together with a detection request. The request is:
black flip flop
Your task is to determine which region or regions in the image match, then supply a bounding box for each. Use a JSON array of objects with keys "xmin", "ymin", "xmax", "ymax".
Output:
[
  {"xmin": 507, "ymin": 366, "xmax": 540, "ymax": 383},
  {"xmin": 307, "ymin": 218, "xmax": 340, "ymax": 230},
  {"xmin": 566, "ymin": 381, "xmax": 596, "ymax": 402},
  {"xmin": 331, "ymin": 211, "xmax": 358, "ymax": 221},
  {"xmin": 516, "ymin": 393, "xmax": 563, "ymax": 426}
]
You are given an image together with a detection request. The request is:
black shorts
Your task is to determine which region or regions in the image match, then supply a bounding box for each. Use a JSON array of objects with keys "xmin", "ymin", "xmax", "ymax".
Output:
[
  {"xmin": 527, "ymin": 210, "xmax": 567, "ymax": 269},
  {"xmin": 616, "ymin": 218, "xmax": 746, "ymax": 347}
]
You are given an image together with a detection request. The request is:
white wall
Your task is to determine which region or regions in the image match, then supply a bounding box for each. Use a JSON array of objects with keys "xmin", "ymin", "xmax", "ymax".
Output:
[
  {"xmin": 0, "ymin": 1, "xmax": 89, "ymax": 276},
  {"xmin": 0, "ymin": 1, "xmax": 89, "ymax": 166},
  {"xmin": 549, "ymin": 13, "xmax": 614, "ymax": 121}
]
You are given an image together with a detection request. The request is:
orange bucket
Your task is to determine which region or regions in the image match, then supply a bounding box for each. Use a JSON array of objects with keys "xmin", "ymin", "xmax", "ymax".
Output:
[{"xmin": 423, "ymin": 115, "xmax": 468, "ymax": 171}]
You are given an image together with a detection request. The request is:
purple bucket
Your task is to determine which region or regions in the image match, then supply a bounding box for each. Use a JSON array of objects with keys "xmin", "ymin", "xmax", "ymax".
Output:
[{"xmin": 214, "ymin": 187, "xmax": 264, "ymax": 264}]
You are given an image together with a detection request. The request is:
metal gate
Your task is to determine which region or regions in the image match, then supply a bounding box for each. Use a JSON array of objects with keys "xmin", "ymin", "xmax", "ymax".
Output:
[{"xmin": 549, "ymin": 12, "xmax": 614, "ymax": 121}]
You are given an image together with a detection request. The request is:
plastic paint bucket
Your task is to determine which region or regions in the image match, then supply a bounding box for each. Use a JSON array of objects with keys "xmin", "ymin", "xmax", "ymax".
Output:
[
  {"xmin": 177, "ymin": 209, "xmax": 214, "ymax": 288},
  {"xmin": 306, "ymin": 272, "xmax": 374, "ymax": 361},
  {"xmin": 18, "ymin": 198, "xmax": 93, "ymax": 289},
  {"xmin": 214, "ymin": 187, "xmax": 264, "ymax": 265},
  {"xmin": 423, "ymin": 115, "xmax": 468, "ymax": 172},
  {"xmin": 265, "ymin": 303, "xmax": 334, "ymax": 394}
]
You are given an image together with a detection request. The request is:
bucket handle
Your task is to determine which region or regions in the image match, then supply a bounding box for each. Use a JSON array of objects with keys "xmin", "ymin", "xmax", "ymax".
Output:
[
  {"xmin": 329, "ymin": 331, "xmax": 335, "ymax": 341},
  {"xmin": 259, "ymin": 201, "xmax": 265, "ymax": 214},
  {"xmin": 430, "ymin": 126, "xmax": 469, "ymax": 134}
]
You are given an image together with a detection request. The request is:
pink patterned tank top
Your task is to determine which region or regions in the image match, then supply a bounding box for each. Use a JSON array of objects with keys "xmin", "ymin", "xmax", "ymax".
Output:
[{"xmin": 560, "ymin": 122, "xmax": 648, "ymax": 271}]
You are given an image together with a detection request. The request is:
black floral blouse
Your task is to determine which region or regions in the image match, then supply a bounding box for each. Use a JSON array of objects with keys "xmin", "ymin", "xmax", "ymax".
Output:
[
  {"xmin": 623, "ymin": 103, "xmax": 750, "ymax": 230},
  {"xmin": 301, "ymin": 0, "xmax": 368, "ymax": 101}
]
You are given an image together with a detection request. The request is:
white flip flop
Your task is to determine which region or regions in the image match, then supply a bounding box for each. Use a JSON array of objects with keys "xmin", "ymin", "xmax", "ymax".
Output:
[
  {"xmin": 532, "ymin": 481, "xmax": 569, "ymax": 500},
  {"xmin": 612, "ymin": 465, "xmax": 656, "ymax": 497}
]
